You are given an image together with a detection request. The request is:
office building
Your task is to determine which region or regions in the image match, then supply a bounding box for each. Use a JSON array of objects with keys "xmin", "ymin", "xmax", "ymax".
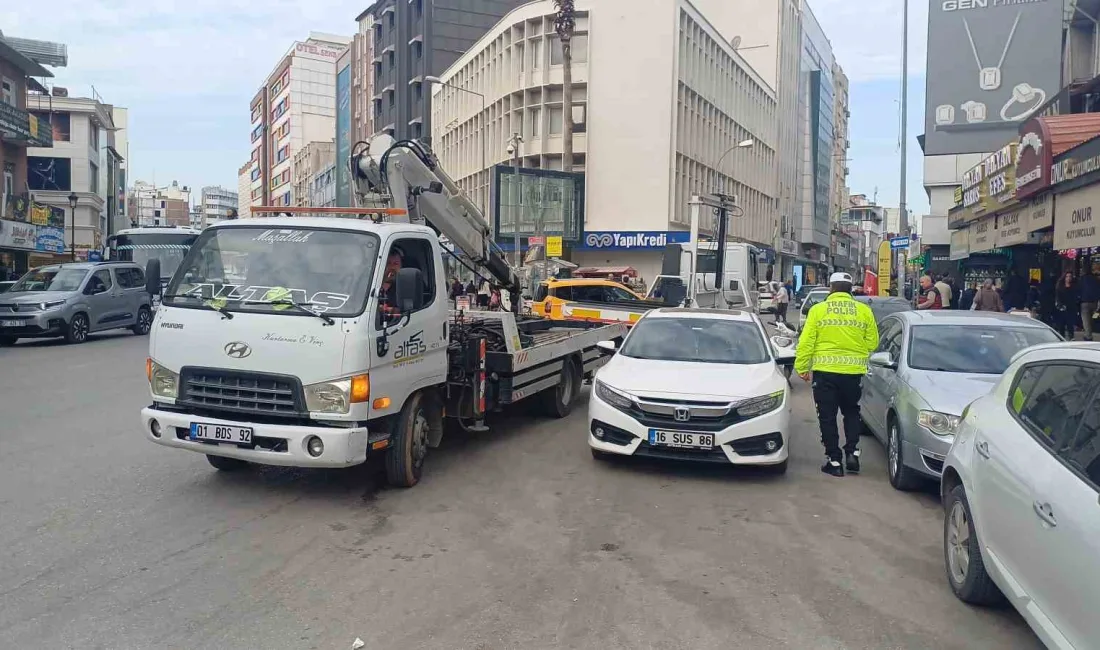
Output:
[
  {"xmin": 248, "ymin": 32, "xmax": 351, "ymax": 210},
  {"xmin": 128, "ymin": 180, "xmax": 190, "ymax": 227},
  {"xmin": 291, "ymin": 140, "xmax": 334, "ymax": 206},
  {"xmin": 201, "ymin": 185, "xmax": 238, "ymax": 226},
  {"xmin": 237, "ymin": 161, "xmax": 252, "ymax": 219},
  {"xmin": 431, "ymin": 0, "xmax": 778, "ymax": 281},
  {"xmin": 355, "ymin": 0, "xmax": 530, "ymax": 143}
]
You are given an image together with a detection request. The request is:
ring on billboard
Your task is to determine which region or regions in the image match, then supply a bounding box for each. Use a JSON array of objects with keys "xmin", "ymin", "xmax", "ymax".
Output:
[{"xmin": 1000, "ymin": 83, "xmax": 1047, "ymax": 122}]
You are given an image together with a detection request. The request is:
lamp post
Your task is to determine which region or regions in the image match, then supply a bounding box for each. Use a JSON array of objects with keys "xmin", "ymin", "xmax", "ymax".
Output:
[
  {"xmin": 68, "ymin": 192, "xmax": 78, "ymax": 262},
  {"xmin": 711, "ymin": 139, "xmax": 754, "ymax": 290},
  {"xmin": 425, "ymin": 76, "xmax": 487, "ymax": 211},
  {"xmin": 506, "ymin": 133, "xmax": 524, "ymax": 267}
]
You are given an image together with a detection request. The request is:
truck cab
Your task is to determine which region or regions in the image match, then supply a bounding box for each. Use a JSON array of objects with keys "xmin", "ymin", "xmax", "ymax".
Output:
[{"xmin": 143, "ymin": 218, "xmax": 449, "ymax": 475}]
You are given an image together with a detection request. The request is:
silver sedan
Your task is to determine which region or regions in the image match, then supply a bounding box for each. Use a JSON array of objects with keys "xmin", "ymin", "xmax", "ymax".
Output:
[{"xmin": 860, "ymin": 310, "xmax": 1061, "ymax": 490}]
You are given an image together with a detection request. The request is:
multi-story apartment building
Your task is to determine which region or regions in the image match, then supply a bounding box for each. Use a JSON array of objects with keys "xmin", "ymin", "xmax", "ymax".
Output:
[
  {"xmin": 26, "ymin": 92, "xmax": 123, "ymax": 259},
  {"xmin": 247, "ymin": 33, "xmax": 351, "ymax": 211},
  {"xmin": 831, "ymin": 61, "xmax": 849, "ymax": 229},
  {"xmin": 128, "ymin": 180, "xmax": 191, "ymax": 227},
  {"xmin": 291, "ymin": 140, "xmax": 335, "ymax": 207},
  {"xmin": 356, "ymin": 0, "xmax": 530, "ymax": 143},
  {"xmin": 431, "ymin": 0, "xmax": 778, "ymax": 281},
  {"xmin": 309, "ymin": 160, "xmax": 337, "ymax": 208},
  {"xmin": 201, "ymin": 185, "xmax": 238, "ymax": 226},
  {"xmin": 236, "ymin": 161, "xmax": 252, "ymax": 219}
]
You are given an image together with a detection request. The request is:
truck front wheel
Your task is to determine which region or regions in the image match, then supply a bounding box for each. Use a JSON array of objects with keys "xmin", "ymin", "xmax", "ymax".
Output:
[{"xmin": 386, "ymin": 392, "xmax": 437, "ymax": 488}]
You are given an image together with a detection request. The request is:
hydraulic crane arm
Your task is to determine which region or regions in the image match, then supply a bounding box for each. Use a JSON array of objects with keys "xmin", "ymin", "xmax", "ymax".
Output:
[{"xmin": 351, "ymin": 133, "xmax": 521, "ymax": 295}]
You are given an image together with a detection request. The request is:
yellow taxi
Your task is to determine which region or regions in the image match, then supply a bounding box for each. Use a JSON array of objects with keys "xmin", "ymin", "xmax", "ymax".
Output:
[{"xmin": 531, "ymin": 278, "xmax": 647, "ymax": 321}]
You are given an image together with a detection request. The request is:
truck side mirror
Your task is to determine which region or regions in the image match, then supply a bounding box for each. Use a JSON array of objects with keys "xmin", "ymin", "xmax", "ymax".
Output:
[
  {"xmin": 145, "ymin": 259, "xmax": 162, "ymax": 296},
  {"xmin": 396, "ymin": 267, "xmax": 424, "ymax": 312}
]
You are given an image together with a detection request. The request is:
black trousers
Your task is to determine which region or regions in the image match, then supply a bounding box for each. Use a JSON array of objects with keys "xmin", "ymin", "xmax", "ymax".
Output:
[
  {"xmin": 774, "ymin": 302, "xmax": 789, "ymax": 323},
  {"xmin": 812, "ymin": 371, "xmax": 863, "ymax": 461}
]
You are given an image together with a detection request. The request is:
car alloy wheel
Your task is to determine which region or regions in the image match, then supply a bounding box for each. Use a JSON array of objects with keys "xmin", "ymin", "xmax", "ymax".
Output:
[
  {"xmin": 946, "ymin": 500, "xmax": 970, "ymax": 585},
  {"xmin": 888, "ymin": 425, "xmax": 900, "ymax": 479},
  {"xmin": 136, "ymin": 308, "xmax": 152, "ymax": 334},
  {"xmin": 68, "ymin": 314, "xmax": 89, "ymax": 343}
]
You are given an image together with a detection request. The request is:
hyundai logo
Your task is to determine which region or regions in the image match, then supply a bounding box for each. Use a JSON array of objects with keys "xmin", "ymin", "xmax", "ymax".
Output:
[
  {"xmin": 673, "ymin": 407, "xmax": 690, "ymax": 422},
  {"xmin": 224, "ymin": 341, "xmax": 252, "ymax": 358}
]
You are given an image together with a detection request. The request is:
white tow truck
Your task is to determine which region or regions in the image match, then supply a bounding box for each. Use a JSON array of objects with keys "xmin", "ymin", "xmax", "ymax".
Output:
[{"xmin": 140, "ymin": 134, "xmax": 627, "ymax": 487}]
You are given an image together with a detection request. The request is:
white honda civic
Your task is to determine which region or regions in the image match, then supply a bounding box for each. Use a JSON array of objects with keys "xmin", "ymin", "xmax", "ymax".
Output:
[{"xmin": 588, "ymin": 307, "xmax": 796, "ymax": 472}]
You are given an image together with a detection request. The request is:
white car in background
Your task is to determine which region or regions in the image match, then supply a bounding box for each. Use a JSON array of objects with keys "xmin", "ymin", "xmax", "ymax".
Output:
[
  {"xmin": 797, "ymin": 288, "xmax": 831, "ymax": 332},
  {"xmin": 940, "ymin": 342, "xmax": 1100, "ymax": 649},
  {"xmin": 757, "ymin": 281, "xmax": 777, "ymax": 314},
  {"xmin": 588, "ymin": 308, "xmax": 795, "ymax": 472}
]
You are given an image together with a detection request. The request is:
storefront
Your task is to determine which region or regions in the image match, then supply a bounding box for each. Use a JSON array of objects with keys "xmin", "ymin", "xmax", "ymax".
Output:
[{"xmin": 0, "ymin": 219, "xmax": 39, "ymax": 279}]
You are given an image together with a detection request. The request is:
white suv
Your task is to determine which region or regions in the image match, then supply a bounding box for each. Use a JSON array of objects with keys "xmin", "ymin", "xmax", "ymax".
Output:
[{"xmin": 940, "ymin": 342, "xmax": 1100, "ymax": 649}]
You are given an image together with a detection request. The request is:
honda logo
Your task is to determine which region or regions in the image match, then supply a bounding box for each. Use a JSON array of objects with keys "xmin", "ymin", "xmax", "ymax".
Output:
[
  {"xmin": 224, "ymin": 341, "xmax": 252, "ymax": 358},
  {"xmin": 673, "ymin": 407, "xmax": 690, "ymax": 422}
]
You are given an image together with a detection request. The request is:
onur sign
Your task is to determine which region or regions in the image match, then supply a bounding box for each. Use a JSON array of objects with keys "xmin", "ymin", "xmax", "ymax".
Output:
[{"xmin": 1054, "ymin": 184, "xmax": 1100, "ymax": 250}]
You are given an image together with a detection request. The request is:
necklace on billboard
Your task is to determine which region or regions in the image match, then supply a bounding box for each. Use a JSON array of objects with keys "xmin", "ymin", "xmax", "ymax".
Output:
[{"xmin": 963, "ymin": 11, "xmax": 1022, "ymax": 91}]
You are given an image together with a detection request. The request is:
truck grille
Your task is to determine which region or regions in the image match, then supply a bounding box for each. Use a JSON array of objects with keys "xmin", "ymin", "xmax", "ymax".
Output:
[{"xmin": 179, "ymin": 367, "xmax": 304, "ymax": 418}]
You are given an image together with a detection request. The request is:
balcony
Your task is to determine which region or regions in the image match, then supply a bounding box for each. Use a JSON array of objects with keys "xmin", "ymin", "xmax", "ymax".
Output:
[{"xmin": 0, "ymin": 101, "xmax": 52, "ymax": 147}]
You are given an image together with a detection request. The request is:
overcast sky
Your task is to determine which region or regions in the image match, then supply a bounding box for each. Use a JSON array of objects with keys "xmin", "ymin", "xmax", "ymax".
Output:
[{"xmin": 2, "ymin": 0, "xmax": 931, "ymax": 215}]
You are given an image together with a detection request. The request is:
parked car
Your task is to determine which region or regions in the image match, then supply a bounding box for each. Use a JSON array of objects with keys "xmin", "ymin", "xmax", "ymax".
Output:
[
  {"xmin": 940, "ymin": 341, "xmax": 1100, "ymax": 649},
  {"xmin": 853, "ymin": 295, "xmax": 913, "ymax": 323},
  {"xmin": 861, "ymin": 311, "xmax": 1061, "ymax": 490},
  {"xmin": 794, "ymin": 284, "xmax": 822, "ymax": 308},
  {"xmin": 588, "ymin": 307, "xmax": 795, "ymax": 472},
  {"xmin": 797, "ymin": 288, "xmax": 831, "ymax": 331},
  {"xmin": 757, "ymin": 281, "xmax": 777, "ymax": 314},
  {"xmin": 0, "ymin": 262, "xmax": 154, "ymax": 346}
]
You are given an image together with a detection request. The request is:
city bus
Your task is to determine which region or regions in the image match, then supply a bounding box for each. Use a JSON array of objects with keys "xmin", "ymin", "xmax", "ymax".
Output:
[{"xmin": 106, "ymin": 226, "xmax": 201, "ymax": 293}]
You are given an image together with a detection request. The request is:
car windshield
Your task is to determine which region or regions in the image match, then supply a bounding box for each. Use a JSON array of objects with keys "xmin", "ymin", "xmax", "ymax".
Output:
[
  {"xmin": 8, "ymin": 267, "xmax": 87, "ymax": 292},
  {"xmin": 620, "ymin": 317, "xmax": 770, "ymax": 364},
  {"xmin": 858, "ymin": 298, "xmax": 912, "ymax": 322},
  {"xmin": 164, "ymin": 226, "xmax": 380, "ymax": 316},
  {"xmin": 908, "ymin": 324, "xmax": 1060, "ymax": 374},
  {"xmin": 802, "ymin": 291, "xmax": 829, "ymax": 311}
]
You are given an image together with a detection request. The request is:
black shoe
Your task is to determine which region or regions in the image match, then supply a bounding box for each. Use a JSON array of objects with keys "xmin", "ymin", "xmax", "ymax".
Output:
[
  {"xmin": 821, "ymin": 459, "xmax": 844, "ymax": 477},
  {"xmin": 845, "ymin": 451, "xmax": 861, "ymax": 474}
]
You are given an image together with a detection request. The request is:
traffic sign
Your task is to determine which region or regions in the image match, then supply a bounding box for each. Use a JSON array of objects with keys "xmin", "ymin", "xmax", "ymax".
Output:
[{"xmin": 889, "ymin": 236, "xmax": 909, "ymax": 250}]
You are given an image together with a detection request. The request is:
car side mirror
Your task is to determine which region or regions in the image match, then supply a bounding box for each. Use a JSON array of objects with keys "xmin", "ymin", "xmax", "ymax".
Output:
[
  {"xmin": 395, "ymin": 267, "xmax": 424, "ymax": 313},
  {"xmin": 869, "ymin": 351, "xmax": 896, "ymax": 369},
  {"xmin": 596, "ymin": 340, "xmax": 617, "ymax": 355},
  {"xmin": 145, "ymin": 259, "xmax": 162, "ymax": 296}
]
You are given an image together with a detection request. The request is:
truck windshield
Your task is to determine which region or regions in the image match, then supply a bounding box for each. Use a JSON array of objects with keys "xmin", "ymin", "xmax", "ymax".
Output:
[
  {"xmin": 163, "ymin": 226, "xmax": 380, "ymax": 317},
  {"xmin": 109, "ymin": 233, "xmax": 198, "ymax": 280}
]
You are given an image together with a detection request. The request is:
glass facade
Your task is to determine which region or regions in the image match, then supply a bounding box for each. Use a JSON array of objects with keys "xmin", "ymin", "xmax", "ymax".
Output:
[{"xmin": 799, "ymin": 6, "xmax": 836, "ymax": 248}]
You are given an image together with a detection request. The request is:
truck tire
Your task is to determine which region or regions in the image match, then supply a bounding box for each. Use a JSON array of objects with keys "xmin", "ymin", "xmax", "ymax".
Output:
[
  {"xmin": 206, "ymin": 454, "xmax": 248, "ymax": 471},
  {"xmin": 386, "ymin": 391, "xmax": 434, "ymax": 488},
  {"xmin": 541, "ymin": 356, "xmax": 580, "ymax": 418}
]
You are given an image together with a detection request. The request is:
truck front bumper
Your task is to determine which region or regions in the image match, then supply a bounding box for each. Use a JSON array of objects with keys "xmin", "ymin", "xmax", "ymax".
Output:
[{"xmin": 141, "ymin": 406, "xmax": 371, "ymax": 468}]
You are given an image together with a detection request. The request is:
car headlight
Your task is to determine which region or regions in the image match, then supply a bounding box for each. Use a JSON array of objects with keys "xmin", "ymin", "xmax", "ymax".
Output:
[
  {"xmin": 594, "ymin": 379, "xmax": 635, "ymax": 411},
  {"xmin": 304, "ymin": 374, "xmax": 370, "ymax": 414},
  {"xmin": 918, "ymin": 410, "xmax": 960, "ymax": 436},
  {"xmin": 39, "ymin": 300, "xmax": 66, "ymax": 311},
  {"xmin": 735, "ymin": 390, "xmax": 785, "ymax": 418},
  {"xmin": 147, "ymin": 360, "xmax": 179, "ymax": 399}
]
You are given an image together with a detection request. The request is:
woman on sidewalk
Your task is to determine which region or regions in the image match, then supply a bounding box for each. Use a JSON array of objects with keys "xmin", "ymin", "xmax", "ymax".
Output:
[
  {"xmin": 973, "ymin": 279, "xmax": 1003, "ymax": 312},
  {"xmin": 1055, "ymin": 272, "xmax": 1081, "ymax": 339}
]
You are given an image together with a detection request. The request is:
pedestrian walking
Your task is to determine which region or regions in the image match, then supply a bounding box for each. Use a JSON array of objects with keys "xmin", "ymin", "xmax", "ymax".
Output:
[
  {"xmin": 794, "ymin": 272, "xmax": 880, "ymax": 477},
  {"xmin": 973, "ymin": 279, "xmax": 1003, "ymax": 312},
  {"xmin": 450, "ymin": 277, "xmax": 465, "ymax": 300},
  {"xmin": 1055, "ymin": 272, "xmax": 1081, "ymax": 339},
  {"xmin": 934, "ymin": 274, "xmax": 954, "ymax": 310},
  {"xmin": 477, "ymin": 278, "xmax": 492, "ymax": 308},
  {"xmin": 959, "ymin": 283, "xmax": 977, "ymax": 311},
  {"xmin": 773, "ymin": 279, "xmax": 791, "ymax": 324},
  {"xmin": 916, "ymin": 275, "xmax": 943, "ymax": 309},
  {"xmin": 1080, "ymin": 268, "xmax": 1100, "ymax": 340}
]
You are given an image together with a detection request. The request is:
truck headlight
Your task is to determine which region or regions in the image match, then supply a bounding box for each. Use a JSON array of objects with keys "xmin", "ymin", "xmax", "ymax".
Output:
[
  {"xmin": 304, "ymin": 375, "xmax": 369, "ymax": 414},
  {"xmin": 918, "ymin": 410, "xmax": 960, "ymax": 436},
  {"xmin": 735, "ymin": 390, "xmax": 785, "ymax": 418},
  {"xmin": 594, "ymin": 379, "xmax": 634, "ymax": 411},
  {"xmin": 147, "ymin": 359, "xmax": 178, "ymax": 399}
]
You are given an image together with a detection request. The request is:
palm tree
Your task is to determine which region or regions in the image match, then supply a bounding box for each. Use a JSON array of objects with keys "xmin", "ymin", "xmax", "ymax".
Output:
[{"xmin": 553, "ymin": 0, "xmax": 576, "ymax": 174}]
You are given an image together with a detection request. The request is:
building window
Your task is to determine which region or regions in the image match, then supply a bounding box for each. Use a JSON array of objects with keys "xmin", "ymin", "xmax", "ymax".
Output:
[
  {"xmin": 89, "ymin": 125, "xmax": 100, "ymax": 151},
  {"xmin": 531, "ymin": 39, "xmax": 542, "ymax": 69},
  {"xmin": 548, "ymin": 106, "xmax": 563, "ymax": 135},
  {"xmin": 388, "ymin": 91, "xmax": 395, "ymax": 108},
  {"xmin": 251, "ymin": 168, "xmax": 261, "ymax": 181},
  {"xmin": 414, "ymin": 82, "xmax": 422, "ymax": 101},
  {"xmin": 550, "ymin": 34, "xmax": 589, "ymax": 65},
  {"xmin": 0, "ymin": 77, "xmax": 13, "ymax": 105},
  {"xmin": 527, "ymin": 107, "xmax": 540, "ymax": 138},
  {"xmin": 251, "ymin": 124, "xmax": 263, "ymax": 142},
  {"xmin": 571, "ymin": 104, "xmax": 587, "ymax": 133}
]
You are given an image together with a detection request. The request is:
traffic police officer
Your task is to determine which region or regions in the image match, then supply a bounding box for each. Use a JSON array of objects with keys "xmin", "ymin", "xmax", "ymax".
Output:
[{"xmin": 794, "ymin": 272, "xmax": 880, "ymax": 477}]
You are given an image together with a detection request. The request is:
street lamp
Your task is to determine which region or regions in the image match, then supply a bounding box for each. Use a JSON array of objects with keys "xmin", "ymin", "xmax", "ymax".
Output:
[
  {"xmin": 711, "ymin": 138, "xmax": 754, "ymax": 295},
  {"xmin": 424, "ymin": 76, "xmax": 487, "ymax": 211},
  {"xmin": 67, "ymin": 192, "xmax": 78, "ymax": 262}
]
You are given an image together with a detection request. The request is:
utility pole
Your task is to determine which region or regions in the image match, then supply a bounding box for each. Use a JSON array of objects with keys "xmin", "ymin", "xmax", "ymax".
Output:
[
  {"xmin": 507, "ymin": 132, "xmax": 524, "ymax": 267},
  {"xmin": 898, "ymin": 0, "xmax": 910, "ymax": 298}
]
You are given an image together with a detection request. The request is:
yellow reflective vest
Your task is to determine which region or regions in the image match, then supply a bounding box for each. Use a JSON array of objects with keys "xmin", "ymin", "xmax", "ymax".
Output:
[{"xmin": 794, "ymin": 292, "xmax": 880, "ymax": 375}]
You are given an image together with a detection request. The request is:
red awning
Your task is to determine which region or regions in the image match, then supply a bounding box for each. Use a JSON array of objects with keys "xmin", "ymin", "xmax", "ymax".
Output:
[{"xmin": 1037, "ymin": 114, "xmax": 1100, "ymax": 156}]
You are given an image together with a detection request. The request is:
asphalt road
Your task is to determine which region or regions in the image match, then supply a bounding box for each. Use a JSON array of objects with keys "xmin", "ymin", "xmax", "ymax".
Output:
[{"xmin": 0, "ymin": 332, "xmax": 1041, "ymax": 650}]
